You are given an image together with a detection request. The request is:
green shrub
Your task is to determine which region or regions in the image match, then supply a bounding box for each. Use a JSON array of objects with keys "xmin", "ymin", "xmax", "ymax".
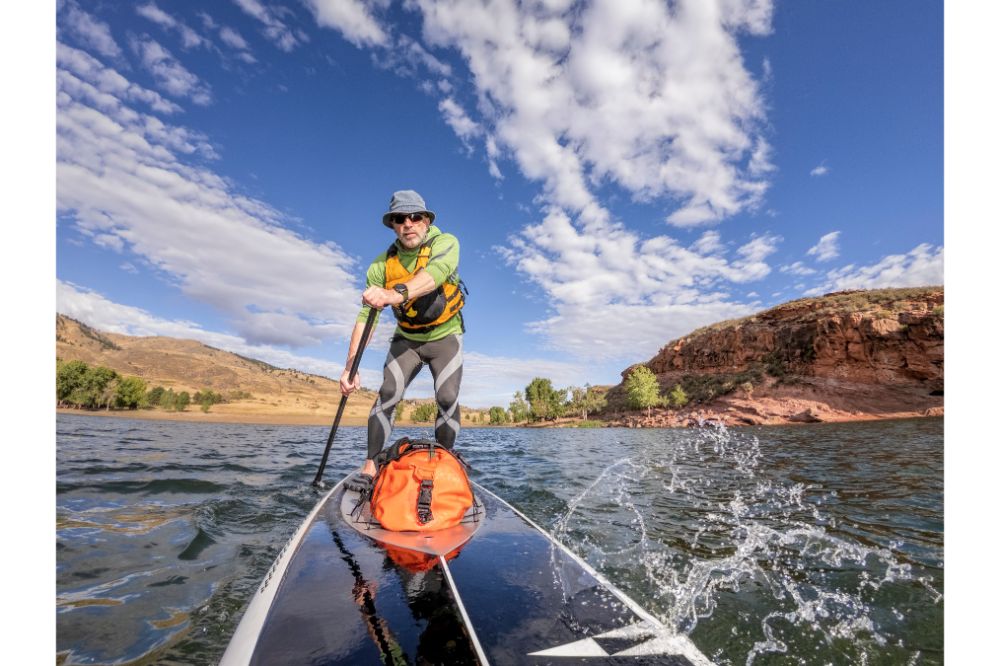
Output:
[
  {"xmin": 668, "ymin": 384, "xmax": 689, "ymax": 408},
  {"xmin": 488, "ymin": 406, "xmax": 510, "ymax": 425},
  {"xmin": 412, "ymin": 403, "xmax": 436, "ymax": 422}
]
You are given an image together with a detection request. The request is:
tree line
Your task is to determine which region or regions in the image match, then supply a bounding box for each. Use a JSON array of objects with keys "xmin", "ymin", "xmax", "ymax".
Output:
[
  {"xmin": 483, "ymin": 369, "xmax": 690, "ymax": 425},
  {"xmin": 367, "ymin": 369, "xmax": 688, "ymax": 427},
  {"xmin": 56, "ymin": 359, "xmax": 241, "ymax": 413},
  {"xmin": 478, "ymin": 379, "xmax": 609, "ymax": 425}
]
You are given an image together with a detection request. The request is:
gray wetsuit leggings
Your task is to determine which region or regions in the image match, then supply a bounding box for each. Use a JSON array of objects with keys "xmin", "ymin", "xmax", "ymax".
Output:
[{"xmin": 367, "ymin": 333, "xmax": 463, "ymax": 459}]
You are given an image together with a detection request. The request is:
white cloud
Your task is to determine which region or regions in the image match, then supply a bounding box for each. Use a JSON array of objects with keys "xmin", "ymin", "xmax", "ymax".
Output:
[
  {"xmin": 498, "ymin": 208, "xmax": 778, "ymax": 360},
  {"xmin": 216, "ymin": 25, "xmax": 257, "ymax": 63},
  {"xmin": 62, "ymin": 1, "xmax": 122, "ymax": 59},
  {"xmin": 232, "ymin": 0, "xmax": 304, "ymax": 51},
  {"xmin": 779, "ymin": 261, "xmax": 816, "ymax": 276},
  {"xmin": 804, "ymin": 244, "xmax": 944, "ymax": 296},
  {"xmin": 219, "ymin": 26, "xmax": 249, "ymax": 50},
  {"xmin": 691, "ymin": 230, "xmax": 725, "ymax": 255},
  {"xmin": 371, "ymin": 34, "xmax": 453, "ymax": 80},
  {"xmin": 439, "ymin": 97, "xmax": 481, "ymax": 151},
  {"xmin": 807, "ymin": 230, "xmax": 841, "ymax": 262},
  {"xmin": 810, "ymin": 163, "xmax": 829, "ymax": 177},
  {"xmin": 57, "ymin": 44, "xmax": 364, "ymax": 348},
  {"xmin": 130, "ymin": 37, "xmax": 213, "ymax": 105},
  {"xmin": 305, "ymin": 0, "xmax": 388, "ymax": 47},
  {"xmin": 413, "ymin": 0, "xmax": 775, "ymax": 227},
  {"xmin": 57, "ymin": 43, "xmax": 183, "ymax": 115},
  {"xmin": 136, "ymin": 2, "xmax": 210, "ymax": 50}
]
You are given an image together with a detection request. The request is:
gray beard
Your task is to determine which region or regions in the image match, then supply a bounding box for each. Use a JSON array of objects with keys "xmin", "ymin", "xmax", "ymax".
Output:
[{"xmin": 397, "ymin": 232, "xmax": 428, "ymax": 249}]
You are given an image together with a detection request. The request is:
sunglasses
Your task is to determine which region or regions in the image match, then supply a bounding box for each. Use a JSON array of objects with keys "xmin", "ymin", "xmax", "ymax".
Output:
[{"xmin": 390, "ymin": 212, "xmax": 430, "ymax": 225}]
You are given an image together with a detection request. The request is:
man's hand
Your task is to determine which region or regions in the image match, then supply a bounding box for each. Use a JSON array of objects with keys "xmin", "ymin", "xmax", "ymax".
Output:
[
  {"xmin": 362, "ymin": 286, "xmax": 405, "ymax": 309},
  {"xmin": 340, "ymin": 369, "xmax": 361, "ymax": 396}
]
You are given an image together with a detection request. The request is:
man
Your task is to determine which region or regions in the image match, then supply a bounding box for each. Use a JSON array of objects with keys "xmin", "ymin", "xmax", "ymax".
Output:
[{"xmin": 340, "ymin": 190, "xmax": 466, "ymax": 479}]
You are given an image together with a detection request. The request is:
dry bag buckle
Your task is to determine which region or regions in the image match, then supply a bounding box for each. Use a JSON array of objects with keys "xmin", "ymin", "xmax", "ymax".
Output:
[{"xmin": 416, "ymin": 479, "xmax": 434, "ymax": 525}]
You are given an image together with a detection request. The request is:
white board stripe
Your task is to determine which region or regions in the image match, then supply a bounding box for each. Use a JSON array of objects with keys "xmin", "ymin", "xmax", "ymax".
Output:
[
  {"xmin": 219, "ymin": 477, "xmax": 345, "ymax": 666},
  {"xmin": 528, "ymin": 637, "xmax": 608, "ymax": 657},
  {"xmin": 439, "ymin": 555, "xmax": 491, "ymax": 666}
]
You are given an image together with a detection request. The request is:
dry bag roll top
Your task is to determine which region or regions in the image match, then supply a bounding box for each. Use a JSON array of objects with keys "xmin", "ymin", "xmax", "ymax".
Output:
[{"xmin": 370, "ymin": 437, "xmax": 474, "ymax": 532}]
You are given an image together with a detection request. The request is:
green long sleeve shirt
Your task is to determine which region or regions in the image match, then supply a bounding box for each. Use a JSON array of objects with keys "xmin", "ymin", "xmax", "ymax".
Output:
[{"xmin": 356, "ymin": 226, "xmax": 464, "ymax": 342}]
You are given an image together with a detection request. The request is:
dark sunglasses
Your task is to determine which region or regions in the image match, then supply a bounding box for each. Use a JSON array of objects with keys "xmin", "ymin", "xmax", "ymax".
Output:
[{"xmin": 390, "ymin": 212, "xmax": 430, "ymax": 225}]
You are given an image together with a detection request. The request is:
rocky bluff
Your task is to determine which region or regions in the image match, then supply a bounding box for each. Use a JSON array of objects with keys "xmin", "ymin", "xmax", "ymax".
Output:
[{"xmin": 606, "ymin": 287, "xmax": 943, "ymax": 427}]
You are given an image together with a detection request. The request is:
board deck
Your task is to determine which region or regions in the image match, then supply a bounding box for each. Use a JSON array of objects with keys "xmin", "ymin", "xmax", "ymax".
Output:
[{"xmin": 220, "ymin": 479, "xmax": 713, "ymax": 665}]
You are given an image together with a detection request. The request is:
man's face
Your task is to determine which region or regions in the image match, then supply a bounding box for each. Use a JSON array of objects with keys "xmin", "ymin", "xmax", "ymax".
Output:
[{"xmin": 391, "ymin": 213, "xmax": 431, "ymax": 249}]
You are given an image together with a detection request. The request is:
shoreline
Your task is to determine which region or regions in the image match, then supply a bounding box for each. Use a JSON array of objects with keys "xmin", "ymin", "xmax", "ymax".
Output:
[{"xmin": 56, "ymin": 406, "xmax": 943, "ymax": 429}]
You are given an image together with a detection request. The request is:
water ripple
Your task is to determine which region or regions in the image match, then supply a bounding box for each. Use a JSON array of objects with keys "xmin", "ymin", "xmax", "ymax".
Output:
[{"xmin": 56, "ymin": 414, "xmax": 942, "ymax": 665}]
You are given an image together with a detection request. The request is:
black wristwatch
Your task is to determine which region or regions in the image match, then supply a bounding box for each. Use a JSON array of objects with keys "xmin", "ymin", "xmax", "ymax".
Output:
[{"xmin": 393, "ymin": 284, "xmax": 409, "ymax": 302}]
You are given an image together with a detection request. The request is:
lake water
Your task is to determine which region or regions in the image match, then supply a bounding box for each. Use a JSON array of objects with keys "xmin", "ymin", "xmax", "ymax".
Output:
[{"xmin": 56, "ymin": 413, "xmax": 943, "ymax": 665}]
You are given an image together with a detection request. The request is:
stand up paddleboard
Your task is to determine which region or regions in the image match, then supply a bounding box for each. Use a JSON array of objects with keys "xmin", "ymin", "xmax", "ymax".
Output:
[{"xmin": 220, "ymin": 475, "xmax": 713, "ymax": 665}]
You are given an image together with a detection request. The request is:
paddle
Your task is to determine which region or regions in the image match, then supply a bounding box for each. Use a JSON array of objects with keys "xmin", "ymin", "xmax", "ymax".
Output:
[{"xmin": 312, "ymin": 307, "xmax": 377, "ymax": 488}]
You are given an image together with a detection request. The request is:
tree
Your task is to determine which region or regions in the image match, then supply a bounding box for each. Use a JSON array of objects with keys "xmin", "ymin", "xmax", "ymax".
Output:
[
  {"xmin": 99, "ymin": 377, "xmax": 120, "ymax": 411},
  {"xmin": 508, "ymin": 391, "xmax": 529, "ymax": 423},
  {"xmin": 395, "ymin": 401, "xmax": 406, "ymax": 422},
  {"xmin": 624, "ymin": 366, "xmax": 660, "ymax": 417},
  {"xmin": 195, "ymin": 389, "xmax": 223, "ymax": 412},
  {"xmin": 412, "ymin": 403, "xmax": 436, "ymax": 422},
  {"xmin": 579, "ymin": 384, "xmax": 606, "ymax": 420},
  {"xmin": 525, "ymin": 377, "xmax": 566, "ymax": 421},
  {"xmin": 116, "ymin": 376, "xmax": 147, "ymax": 409},
  {"xmin": 567, "ymin": 384, "xmax": 607, "ymax": 420},
  {"xmin": 567, "ymin": 386, "xmax": 585, "ymax": 418},
  {"xmin": 667, "ymin": 384, "xmax": 689, "ymax": 409},
  {"xmin": 56, "ymin": 360, "xmax": 89, "ymax": 404},
  {"xmin": 159, "ymin": 389, "xmax": 177, "ymax": 411},
  {"xmin": 146, "ymin": 386, "xmax": 166, "ymax": 408},
  {"xmin": 587, "ymin": 385, "xmax": 607, "ymax": 418},
  {"xmin": 66, "ymin": 364, "xmax": 117, "ymax": 409},
  {"xmin": 176, "ymin": 391, "xmax": 191, "ymax": 412},
  {"xmin": 488, "ymin": 406, "xmax": 510, "ymax": 425}
]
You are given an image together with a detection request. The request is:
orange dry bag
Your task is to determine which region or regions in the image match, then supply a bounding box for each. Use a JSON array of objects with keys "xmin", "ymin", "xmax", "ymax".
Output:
[{"xmin": 370, "ymin": 437, "xmax": 474, "ymax": 532}]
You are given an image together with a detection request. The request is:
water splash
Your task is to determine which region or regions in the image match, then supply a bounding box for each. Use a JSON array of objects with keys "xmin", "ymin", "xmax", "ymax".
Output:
[{"xmin": 551, "ymin": 423, "xmax": 941, "ymax": 665}]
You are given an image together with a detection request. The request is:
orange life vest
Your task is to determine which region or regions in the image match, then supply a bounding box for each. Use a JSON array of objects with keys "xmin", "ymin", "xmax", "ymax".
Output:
[
  {"xmin": 384, "ymin": 242, "xmax": 465, "ymax": 332},
  {"xmin": 370, "ymin": 438, "xmax": 474, "ymax": 532}
]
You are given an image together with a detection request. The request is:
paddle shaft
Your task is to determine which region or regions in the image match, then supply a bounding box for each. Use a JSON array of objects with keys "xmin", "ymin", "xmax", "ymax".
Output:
[{"xmin": 312, "ymin": 308, "xmax": 377, "ymax": 487}]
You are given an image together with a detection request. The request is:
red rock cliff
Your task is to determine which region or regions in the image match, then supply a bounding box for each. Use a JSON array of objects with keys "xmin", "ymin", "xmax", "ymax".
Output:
[{"xmin": 608, "ymin": 287, "xmax": 944, "ymax": 427}]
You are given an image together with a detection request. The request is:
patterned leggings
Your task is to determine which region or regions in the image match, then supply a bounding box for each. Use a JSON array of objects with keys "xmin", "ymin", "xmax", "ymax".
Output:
[{"xmin": 367, "ymin": 333, "xmax": 463, "ymax": 459}]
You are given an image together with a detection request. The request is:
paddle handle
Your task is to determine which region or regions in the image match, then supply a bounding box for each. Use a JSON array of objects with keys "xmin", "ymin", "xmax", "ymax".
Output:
[{"xmin": 312, "ymin": 308, "xmax": 377, "ymax": 488}]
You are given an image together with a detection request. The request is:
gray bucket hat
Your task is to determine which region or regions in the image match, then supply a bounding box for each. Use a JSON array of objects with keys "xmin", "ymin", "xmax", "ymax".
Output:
[{"xmin": 381, "ymin": 190, "xmax": 436, "ymax": 228}]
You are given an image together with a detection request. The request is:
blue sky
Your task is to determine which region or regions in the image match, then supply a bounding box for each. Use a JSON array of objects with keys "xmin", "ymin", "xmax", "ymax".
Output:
[{"xmin": 52, "ymin": 0, "xmax": 944, "ymax": 408}]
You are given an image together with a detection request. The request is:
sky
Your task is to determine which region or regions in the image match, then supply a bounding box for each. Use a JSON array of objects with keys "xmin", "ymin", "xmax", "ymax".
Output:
[{"xmin": 50, "ymin": 0, "xmax": 945, "ymax": 408}]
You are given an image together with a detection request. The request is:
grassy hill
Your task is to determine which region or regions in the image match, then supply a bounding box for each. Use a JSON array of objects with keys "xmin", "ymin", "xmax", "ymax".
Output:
[{"xmin": 56, "ymin": 314, "xmax": 377, "ymax": 424}]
